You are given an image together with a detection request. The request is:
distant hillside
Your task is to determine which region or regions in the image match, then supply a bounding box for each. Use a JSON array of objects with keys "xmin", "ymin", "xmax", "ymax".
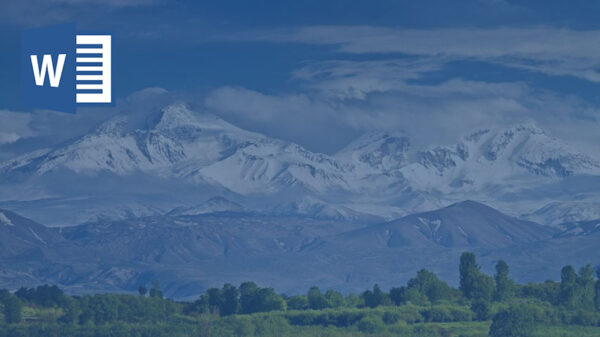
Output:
[{"xmin": 1, "ymin": 201, "xmax": 600, "ymax": 298}]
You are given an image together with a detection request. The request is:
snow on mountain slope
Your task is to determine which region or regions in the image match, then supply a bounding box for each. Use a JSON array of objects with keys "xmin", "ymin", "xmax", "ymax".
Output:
[
  {"xmin": 335, "ymin": 131, "xmax": 410, "ymax": 172},
  {"xmin": 0, "ymin": 105, "xmax": 366, "ymax": 196},
  {"xmin": 271, "ymin": 196, "xmax": 382, "ymax": 223},
  {"xmin": 400, "ymin": 124, "xmax": 600, "ymax": 194},
  {"xmin": 1, "ymin": 103, "xmax": 600, "ymax": 226},
  {"xmin": 328, "ymin": 200, "xmax": 557, "ymax": 250},
  {"xmin": 524, "ymin": 200, "xmax": 600, "ymax": 227},
  {"xmin": 2, "ymin": 105, "xmax": 250, "ymax": 176}
]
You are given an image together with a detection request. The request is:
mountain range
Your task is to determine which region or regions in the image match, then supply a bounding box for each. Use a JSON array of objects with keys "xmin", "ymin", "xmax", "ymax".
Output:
[
  {"xmin": 1, "ymin": 201, "xmax": 599, "ymax": 298},
  {"xmin": 1, "ymin": 103, "xmax": 600, "ymax": 297},
  {"xmin": 1, "ymin": 103, "xmax": 600, "ymax": 228}
]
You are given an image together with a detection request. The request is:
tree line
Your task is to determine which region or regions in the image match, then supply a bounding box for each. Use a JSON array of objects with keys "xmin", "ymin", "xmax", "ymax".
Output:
[{"xmin": 2, "ymin": 252, "xmax": 600, "ymax": 337}]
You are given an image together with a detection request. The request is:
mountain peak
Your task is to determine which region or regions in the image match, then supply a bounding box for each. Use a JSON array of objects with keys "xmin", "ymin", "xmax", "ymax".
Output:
[
  {"xmin": 156, "ymin": 104, "xmax": 199, "ymax": 130},
  {"xmin": 336, "ymin": 130, "xmax": 410, "ymax": 170},
  {"xmin": 446, "ymin": 199, "xmax": 492, "ymax": 210},
  {"xmin": 0, "ymin": 210, "xmax": 14, "ymax": 226}
]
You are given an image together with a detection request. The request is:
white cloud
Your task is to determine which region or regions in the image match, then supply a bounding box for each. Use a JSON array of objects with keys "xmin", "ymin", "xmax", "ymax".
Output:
[
  {"xmin": 0, "ymin": 132, "xmax": 20, "ymax": 145},
  {"xmin": 204, "ymin": 72, "xmax": 600, "ymax": 153},
  {"xmin": 205, "ymin": 86, "xmax": 356, "ymax": 153},
  {"xmin": 293, "ymin": 58, "xmax": 449, "ymax": 100},
  {"xmin": 0, "ymin": 110, "xmax": 34, "ymax": 144},
  {"xmin": 248, "ymin": 26, "xmax": 600, "ymax": 82}
]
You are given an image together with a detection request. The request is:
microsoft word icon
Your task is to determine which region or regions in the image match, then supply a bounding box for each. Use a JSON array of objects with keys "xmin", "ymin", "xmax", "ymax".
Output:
[{"xmin": 21, "ymin": 24, "xmax": 112, "ymax": 114}]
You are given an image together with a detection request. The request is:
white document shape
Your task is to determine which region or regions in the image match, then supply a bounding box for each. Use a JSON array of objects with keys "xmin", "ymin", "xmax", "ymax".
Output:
[{"xmin": 75, "ymin": 35, "xmax": 111, "ymax": 103}]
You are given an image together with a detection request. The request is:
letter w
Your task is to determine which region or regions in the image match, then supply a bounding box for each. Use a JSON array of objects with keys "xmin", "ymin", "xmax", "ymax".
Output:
[{"xmin": 30, "ymin": 54, "xmax": 66, "ymax": 88}]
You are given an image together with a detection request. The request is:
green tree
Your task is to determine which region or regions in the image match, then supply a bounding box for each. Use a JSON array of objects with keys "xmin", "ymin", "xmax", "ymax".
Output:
[
  {"xmin": 324, "ymin": 290, "xmax": 344, "ymax": 308},
  {"xmin": 184, "ymin": 295, "xmax": 209, "ymax": 315},
  {"xmin": 138, "ymin": 286, "xmax": 147, "ymax": 296},
  {"xmin": 60, "ymin": 297, "xmax": 80, "ymax": 324},
  {"xmin": 595, "ymin": 267, "xmax": 600, "ymax": 311},
  {"xmin": 407, "ymin": 269, "xmax": 455, "ymax": 303},
  {"xmin": 2, "ymin": 293, "xmax": 22, "ymax": 324},
  {"xmin": 362, "ymin": 284, "xmax": 388, "ymax": 308},
  {"xmin": 15, "ymin": 285, "xmax": 65, "ymax": 307},
  {"xmin": 149, "ymin": 281, "xmax": 163, "ymax": 299},
  {"xmin": 494, "ymin": 260, "xmax": 514, "ymax": 302},
  {"xmin": 220, "ymin": 283, "xmax": 239, "ymax": 316},
  {"xmin": 239, "ymin": 282, "xmax": 259, "ymax": 314},
  {"xmin": 307, "ymin": 287, "xmax": 329, "ymax": 310},
  {"xmin": 238, "ymin": 283, "xmax": 285, "ymax": 314},
  {"xmin": 472, "ymin": 299, "xmax": 491, "ymax": 321},
  {"xmin": 560, "ymin": 265, "xmax": 577, "ymax": 308},
  {"xmin": 460, "ymin": 252, "xmax": 479, "ymax": 299},
  {"xmin": 254, "ymin": 288, "xmax": 285, "ymax": 312},
  {"xmin": 489, "ymin": 304, "xmax": 535, "ymax": 337},
  {"xmin": 459, "ymin": 252, "xmax": 493, "ymax": 301},
  {"xmin": 577, "ymin": 264, "xmax": 595, "ymax": 310},
  {"xmin": 287, "ymin": 295, "xmax": 309, "ymax": 310},
  {"xmin": 357, "ymin": 314, "xmax": 384, "ymax": 333},
  {"xmin": 206, "ymin": 288, "xmax": 223, "ymax": 313}
]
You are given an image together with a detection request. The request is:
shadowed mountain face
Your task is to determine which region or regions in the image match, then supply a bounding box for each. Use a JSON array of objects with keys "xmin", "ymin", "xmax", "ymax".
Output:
[
  {"xmin": 330, "ymin": 201, "xmax": 558, "ymax": 249},
  {"xmin": 0, "ymin": 209, "xmax": 64, "ymax": 258},
  {"xmin": 0, "ymin": 201, "xmax": 598, "ymax": 298}
]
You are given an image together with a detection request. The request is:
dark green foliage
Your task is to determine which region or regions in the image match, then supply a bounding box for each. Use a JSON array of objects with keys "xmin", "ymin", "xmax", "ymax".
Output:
[
  {"xmin": 390, "ymin": 286, "xmax": 429, "ymax": 306},
  {"xmin": 239, "ymin": 281, "xmax": 259, "ymax": 314},
  {"xmin": 286, "ymin": 295, "xmax": 309, "ymax": 310},
  {"xmin": 284, "ymin": 309, "xmax": 366, "ymax": 327},
  {"xmin": 324, "ymin": 290, "xmax": 344, "ymax": 308},
  {"xmin": 183, "ymin": 294, "xmax": 209, "ymax": 315},
  {"xmin": 236, "ymin": 282, "xmax": 286, "ymax": 314},
  {"xmin": 459, "ymin": 252, "xmax": 494, "ymax": 302},
  {"xmin": 307, "ymin": 286, "xmax": 329, "ymax": 310},
  {"xmin": 207, "ymin": 287, "xmax": 223, "ymax": 312},
  {"xmin": 149, "ymin": 280, "xmax": 163, "ymax": 299},
  {"xmin": 520, "ymin": 280, "xmax": 560, "ymax": 304},
  {"xmin": 2, "ymin": 253, "xmax": 600, "ymax": 337},
  {"xmin": 571, "ymin": 310, "xmax": 599, "ymax": 326},
  {"xmin": 494, "ymin": 260, "xmax": 514, "ymax": 302},
  {"xmin": 220, "ymin": 283, "xmax": 240, "ymax": 316},
  {"xmin": 489, "ymin": 304, "xmax": 535, "ymax": 337},
  {"xmin": 560, "ymin": 265, "xmax": 577, "ymax": 308},
  {"xmin": 138, "ymin": 286, "xmax": 147, "ymax": 296},
  {"xmin": 577, "ymin": 264, "xmax": 595, "ymax": 311},
  {"xmin": 15, "ymin": 285, "xmax": 65, "ymax": 307},
  {"xmin": 595, "ymin": 267, "xmax": 600, "ymax": 311},
  {"xmin": 471, "ymin": 299, "xmax": 490, "ymax": 320},
  {"xmin": 59, "ymin": 297, "xmax": 80, "ymax": 324},
  {"xmin": 381, "ymin": 311, "xmax": 400, "ymax": 324},
  {"xmin": 407, "ymin": 269, "xmax": 458, "ymax": 303},
  {"xmin": 1, "ymin": 291, "xmax": 22, "ymax": 323},
  {"xmin": 357, "ymin": 314, "xmax": 384, "ymax": 333},
  {"xmin": 252, "ymin": 288, "xmax": 286, "ymax": 312},
  {"xmin": 362, "ymin": 284, "xmax": 389, "ymax": 308},
  {"xmin": 460, "ymin": 252, "xmax": 478, "ymax": 298}
]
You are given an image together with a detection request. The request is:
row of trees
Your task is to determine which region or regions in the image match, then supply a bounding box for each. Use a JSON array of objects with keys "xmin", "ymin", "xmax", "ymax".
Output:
[{"xmin": 2, "ymin": 252, "xmax": 600, "ymax": 337}]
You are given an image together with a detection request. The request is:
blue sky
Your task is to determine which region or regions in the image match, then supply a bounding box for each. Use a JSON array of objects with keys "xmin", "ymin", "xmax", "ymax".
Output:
[{"xmin": 1, "ymin": 0, "xmax": 600, "ymax": 157}]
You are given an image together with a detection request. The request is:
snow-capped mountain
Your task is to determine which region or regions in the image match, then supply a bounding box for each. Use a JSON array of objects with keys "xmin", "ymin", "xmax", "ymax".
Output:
[
  {"xmin": 401, "ymin": 124, "xmax": 600, "ymax": 193},
  {"xmin": 0, "ymin": 104, "xmax": 599, "ymax": 227},
  {"xmin": 335, "ymin": 131, "xmax": 410, "ymax": 172},
  {"xmin": 0, "ymin": 104, "xmax": 374, "ymax": 195}
]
